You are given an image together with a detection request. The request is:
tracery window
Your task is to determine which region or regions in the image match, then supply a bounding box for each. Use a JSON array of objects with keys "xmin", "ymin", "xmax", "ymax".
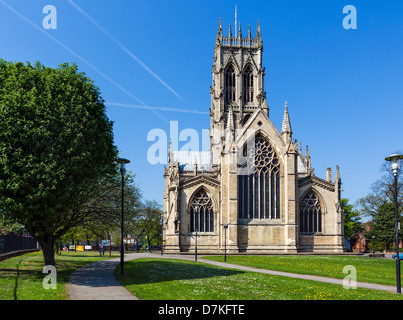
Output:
[
  {"xmin": 189, "ymin": 189, "xmax": 214, "ymax": 232},
  {"xmin": 243, "ymin": 65, "xmax": 254, "ymax": 103},
  {"xmin": 225, "ymin": 65, "xmax": 236, "ymax": 103},
  {"xmin": 300, "ymin": 191, "xmax": 322, "ymax": 233},
  {"xmin": 238, "ymin": 135, "xmax": 281, "ymax": 219}
]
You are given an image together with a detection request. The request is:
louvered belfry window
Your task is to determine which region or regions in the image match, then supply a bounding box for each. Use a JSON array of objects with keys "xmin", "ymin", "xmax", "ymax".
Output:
[
  {"xmin": 238, "ymin": 135, "xmax": 281, "ymax": 219},
  {"xmin": 243, "ymin": 65, "xmax": 254, "ymax": 103},
  {"xmin": 225, "ymin": 65, "xmax": 236, "ymax": 103}
]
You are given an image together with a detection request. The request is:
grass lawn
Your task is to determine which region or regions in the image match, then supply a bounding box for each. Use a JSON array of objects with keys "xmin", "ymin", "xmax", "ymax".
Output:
[
  {"xmin": 0, "ymin": 251, "xmax": 118, "ymax": 300},
  {"xmin": 116, "ymin": 258, "xmax": 403, "ymax": 300},
  {"xmin": 203, "ymin": 255, "xmax": 400, "ymax": 286}
]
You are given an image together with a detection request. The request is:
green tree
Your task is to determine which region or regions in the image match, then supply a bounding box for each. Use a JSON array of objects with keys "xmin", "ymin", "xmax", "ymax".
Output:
[
  {"xmin": 126, "ymin": 200, "xmax": 162, "ymax": 250},
  {"xmin": 79, "ymin": 170, "xmax": 142, "ymax": 248},
  {"xmin": 0, "ymin": 60, "xmax": 118, "ymax": 265},
  {"xmin": 342, "ymin": 198, "xmax": 362, "ymax": 239},
  {"xmin": 366, "ymin": 201, "xmax": 402, "ymax": 251},
  {"xmin": 358, "ymin": 156, "xmax": 403, "ymax": 251},
  {"xmin": 142, "ymin": 200, "xmax": 163, "ymax": 247}
]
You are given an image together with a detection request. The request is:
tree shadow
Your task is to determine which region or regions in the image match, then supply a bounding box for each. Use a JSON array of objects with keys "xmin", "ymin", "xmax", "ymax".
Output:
[
  {"xmin": 118, "ymin": 259, "xmax": 244, "ymax": 285},
  {"xmin": 67, "ymin": 260, "xmax": 122, "ymax": 288}
]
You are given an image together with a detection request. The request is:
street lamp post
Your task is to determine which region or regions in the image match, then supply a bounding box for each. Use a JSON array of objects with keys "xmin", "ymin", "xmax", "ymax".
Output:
[
  {"xmin": 223, "ymin": 224, "xmax": 228, "ymax": 262},
  {"xmin": 117, "ymin": 157, "xmax": 130, "ymax": 277},
  {"xmin": 385, "ymin": 153, "xmax": 403, "ymax": 294}
]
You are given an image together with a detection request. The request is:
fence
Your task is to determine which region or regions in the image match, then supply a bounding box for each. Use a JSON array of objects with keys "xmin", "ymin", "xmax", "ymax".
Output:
[{"xmin": 0, "ymin": 233, "xmax": 39, "ymax": 255}]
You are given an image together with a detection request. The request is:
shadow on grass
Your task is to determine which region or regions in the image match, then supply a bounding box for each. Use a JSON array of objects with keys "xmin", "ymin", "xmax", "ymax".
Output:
[{"xmin": 117, "ymin": 259, "xmax": 244, "ymax": 285}]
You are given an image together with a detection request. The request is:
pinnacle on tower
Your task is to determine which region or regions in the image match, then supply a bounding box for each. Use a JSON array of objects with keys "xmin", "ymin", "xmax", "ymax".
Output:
[
  {"xmin": 305, "ymin": 145, "xmax": 310, "ymax": 158},
  {"xmin": 217, "ymin": 18, "xmax": 222, "ymax": 34},
  {"xmin": 257, "ymin": 20, "xmax": 261, "ymax": 38},
  {"xmin": 216, "ymin": 18, "xmax": 223, "ymax": 44},
  {"xmin": 305, "ymin": 145, "xmax": 312, "ymax": 174},
  {"xmin": 335, "ymin": 165, "xmax": 341, "ymax": 183},
  {"xmin": 168, "ymin": 138, "xmax": 172, "ymax": 163},
  {"xmin": 281, "ymin": 101, "xmax": 292, "ymax": 135}
]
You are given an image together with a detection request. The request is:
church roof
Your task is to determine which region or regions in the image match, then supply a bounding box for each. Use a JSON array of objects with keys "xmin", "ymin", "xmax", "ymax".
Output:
[
  {"xmin": 171, "ymin": 151, "xmax": 213, "ymax": 171},
  {"xmin": 297, "ymin": 155, "xmax": 307, "ymax": 174}
]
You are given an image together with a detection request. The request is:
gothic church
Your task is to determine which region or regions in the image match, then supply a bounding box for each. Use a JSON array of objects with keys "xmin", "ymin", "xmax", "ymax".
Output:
[{"xmin": 163, "ymin": 20, "xmax": 345, "ymax": 254}]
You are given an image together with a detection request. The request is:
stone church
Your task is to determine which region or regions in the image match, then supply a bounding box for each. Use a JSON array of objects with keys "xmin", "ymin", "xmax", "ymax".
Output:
[{"xmin": 163, "ymin": 20, "xmax": 345, "ymax": 254}]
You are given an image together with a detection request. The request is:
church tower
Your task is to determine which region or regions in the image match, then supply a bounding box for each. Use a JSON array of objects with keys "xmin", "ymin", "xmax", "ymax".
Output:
[{"xmin": 210, "ymin": 20, "xmax": 269, "ymax": 162}]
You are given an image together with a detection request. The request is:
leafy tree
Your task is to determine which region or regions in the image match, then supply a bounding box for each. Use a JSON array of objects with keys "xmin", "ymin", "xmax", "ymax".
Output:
[
  {"xmin": 358, "ymin": 157, "xmax": 402, "ymax": 220},
  {"xmin": 357, "ymin": 156, "xmax": 403, "ymax": 250},
  {"xmin": 55, "ymin": 169, "xmax": 142, "ymax": 250},
  {"xmin": 366, "ymin": 201, "xmax": 402, "ymax": 251},
  {"xmin": 0, "ymin": 60, "xmax": 118, "ymax": 265},
  {"xmin": 142, "ymin": 200, "xmax": 163, "ymax": 247},
  {"xmin": 126, "ymin": 199, "xmax": 162, "ymax": 250},
  {"xmin": 0, "ymin": 218, "xmax": 27, "ymax": 235},
  {"xmin": 342, "ymin": 198, "xmax": 362, "ymax": 239}
]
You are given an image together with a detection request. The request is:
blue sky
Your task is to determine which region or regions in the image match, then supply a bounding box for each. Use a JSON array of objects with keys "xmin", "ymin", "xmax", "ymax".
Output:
[{"xmin": 1, "ymin": 0, "xmax": 402, "ymax": 208}]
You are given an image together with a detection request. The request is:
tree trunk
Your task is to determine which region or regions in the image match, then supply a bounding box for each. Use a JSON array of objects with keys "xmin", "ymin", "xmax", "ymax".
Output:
[{"xmin": 39, "ymin": 238, "xmax": 56, "ymax": 266}]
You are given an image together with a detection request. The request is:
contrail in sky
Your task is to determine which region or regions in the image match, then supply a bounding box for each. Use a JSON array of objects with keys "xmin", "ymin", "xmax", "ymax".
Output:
[
  {"xmin": 0, "ymin": 0, "xmax": 169, "ymax": 122},
  {"xmin": 67, "ymin": 0, "xmax": 185, "ymax": 103},
  {"xmin": 106, "ymin": 102, "xmax": 209, "ymax": 115}
]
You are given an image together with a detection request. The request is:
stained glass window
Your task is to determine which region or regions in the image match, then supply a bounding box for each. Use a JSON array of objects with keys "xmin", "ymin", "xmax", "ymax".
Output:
[
  {"xmin": 238, "ymin": 135, "xmax": 281, "ymax": 219},
  {"xmin": 190, "ymin": 189, "xmax": 214, "ymax": 232}
]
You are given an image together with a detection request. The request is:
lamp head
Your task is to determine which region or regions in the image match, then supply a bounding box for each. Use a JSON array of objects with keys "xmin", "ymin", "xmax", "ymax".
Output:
[
  {"xmin": 385, "ymin": 154, "xmax": 403, "ymax": 176},
  {"xmin": 117, "ymin": 158, "xmax": 130, "ymax": 175}
]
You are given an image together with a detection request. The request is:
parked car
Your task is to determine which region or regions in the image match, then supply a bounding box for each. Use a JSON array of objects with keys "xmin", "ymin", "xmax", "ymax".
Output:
[{"xmin": 392, "ymin": 253, "xmax": 403, "ymax": 259}]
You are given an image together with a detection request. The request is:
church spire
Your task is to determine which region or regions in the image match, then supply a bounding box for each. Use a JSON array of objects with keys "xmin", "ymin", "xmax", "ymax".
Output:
[{"xmin": 281, "ymin": 101, "xmax": 292, "ymax": 143}]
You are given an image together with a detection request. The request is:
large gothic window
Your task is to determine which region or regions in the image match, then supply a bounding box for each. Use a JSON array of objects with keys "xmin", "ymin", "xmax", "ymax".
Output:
[
  {"xmin": 225, "ymin": 65, "xmax": 236, "ymax": 103},
  {"xmin": 243, "ymin": 65, "xmax": 254, "ymax": 103},
  {"xmin": 238, "ymin": 135, "xmax": 281, "ymax": 219},
  {"xmin": 189, "ymin": 189, "xmax": 214, "ymax": 233},
  {"xmin": 300, "ymin": 191, "xmax": 322, "ymax": 233}
]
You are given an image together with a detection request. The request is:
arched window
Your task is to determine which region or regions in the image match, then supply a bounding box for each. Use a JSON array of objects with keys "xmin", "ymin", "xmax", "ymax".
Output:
[
  {"xmin": 189, "ymin": 189, "xmax": 214, "ymax": 232},
  {"xmin": 243, "ymin": 65, "xmax": 254, "ymax": 103},
  {"xmin": 300, "ymin": 191, "xmax": 322, "ymax": 233},
  {"xmin": 238, "ymin": 135, "xmax": 281, "ymax": 219},
  {"xmin": 225, "ymin": 65, "xmax": 236, "ymax": 103}
]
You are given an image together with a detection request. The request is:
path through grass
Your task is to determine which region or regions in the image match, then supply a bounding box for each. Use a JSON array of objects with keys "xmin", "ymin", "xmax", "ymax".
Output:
[
  {"xmin": 204, "ymin": 255, "xmax": 399, "ymax": 286},
  {"xmin": 0, "ymin": 251, "xmax": 118, "ymax": 300}
]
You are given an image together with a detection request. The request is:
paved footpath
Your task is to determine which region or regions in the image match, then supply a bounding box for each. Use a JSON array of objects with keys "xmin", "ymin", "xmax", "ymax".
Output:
[
  {"xmin": 67, "ymin": 257, "xmax": 138, "ymax": 300},
  {"xmin": 67, "ymin": 252, "xmax": 399, "ymax": 300}
]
